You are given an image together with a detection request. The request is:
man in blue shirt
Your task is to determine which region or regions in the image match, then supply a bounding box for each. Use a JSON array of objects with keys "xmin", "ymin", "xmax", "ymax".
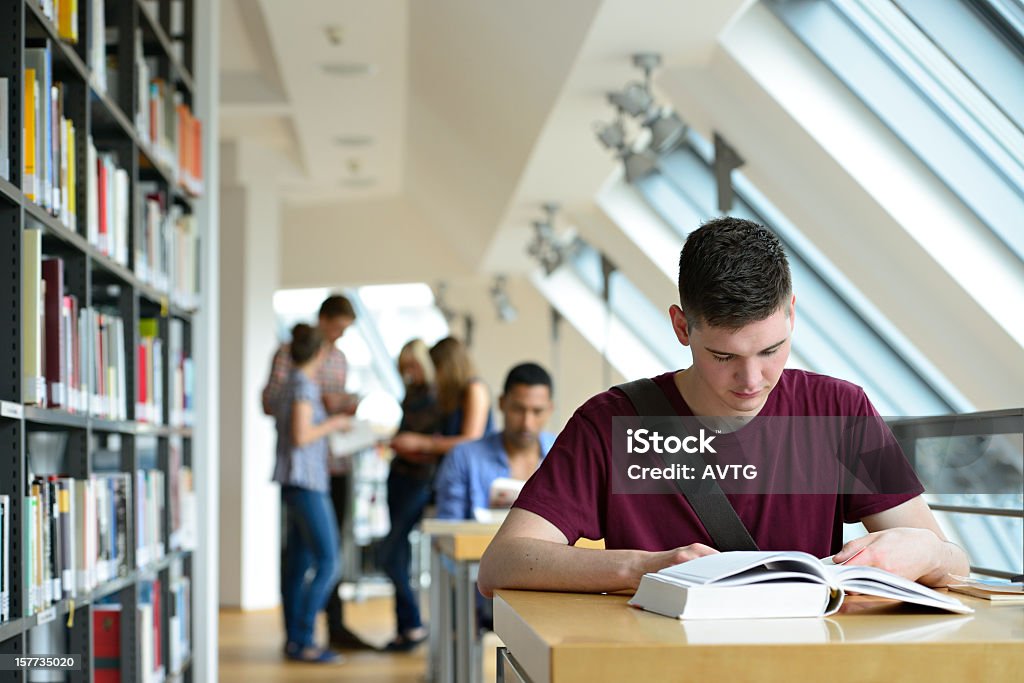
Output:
[{"xmin": 435, "ymin": 363, "xmax": 556, "ymax": 520}]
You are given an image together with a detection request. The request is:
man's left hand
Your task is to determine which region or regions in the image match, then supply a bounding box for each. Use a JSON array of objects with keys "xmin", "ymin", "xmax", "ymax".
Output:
[{"xmin": 833, "ymin": 527, "xmax": 944, "ymax": 582}]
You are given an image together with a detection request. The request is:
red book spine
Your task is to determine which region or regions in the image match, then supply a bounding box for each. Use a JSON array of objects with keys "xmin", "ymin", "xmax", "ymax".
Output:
[
  {"xmin": 93, "ymin": 606, "xmax": 122, "ymax": 683},
  {"xmin": 153, "ymin": 578, "xmax": 162, "ymax": 672},
  {"xmin": 41, "ymin": 258, "xmax": 65, "ymax": 408},
  {"xmin": 137, "ymin": 342, "xmax": 148, "ymax": 422},
  {"xmin": 97, "ymin": 157, "xmax": 108, "ymax": 253}
]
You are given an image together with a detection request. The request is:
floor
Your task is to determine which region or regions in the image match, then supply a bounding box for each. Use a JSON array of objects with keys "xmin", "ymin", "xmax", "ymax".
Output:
[{"xmin": 218, "ymin": 595, "xmax": 501, "ymax": 682}]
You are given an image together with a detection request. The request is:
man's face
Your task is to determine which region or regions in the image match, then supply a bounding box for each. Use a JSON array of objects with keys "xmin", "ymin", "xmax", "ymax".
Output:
[
  {"xmin": 671, "ymin": 298, "xmax": 795, "ymax": 416},
  {"xmin": 500, "ymin": 384, "xmax": 553, "ymax": 450},
  {"xmin": 318, "ymin": 315, "xmax": 353, "ymax": 345}
]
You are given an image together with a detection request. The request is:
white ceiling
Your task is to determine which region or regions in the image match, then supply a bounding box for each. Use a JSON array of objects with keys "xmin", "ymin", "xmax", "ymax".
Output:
[{"xmin": 218, "ymin": 0, "xmax": 748, "ymax": 267}]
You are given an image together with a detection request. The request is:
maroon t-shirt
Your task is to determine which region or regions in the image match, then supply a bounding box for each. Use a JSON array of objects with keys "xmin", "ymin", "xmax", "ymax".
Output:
[{"xmin": 514, "ymin": 369, "xmax": 924, "ymax": 557}]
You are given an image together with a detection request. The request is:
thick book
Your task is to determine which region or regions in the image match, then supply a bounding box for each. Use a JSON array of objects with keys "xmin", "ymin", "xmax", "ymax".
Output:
[
  {"xmin": 948, "ymin": 577, "xmax": 1024, "ymax": 602},
  {"xmin": 628, "ymin": 550, "xmax": 973, "ymax": 620}
]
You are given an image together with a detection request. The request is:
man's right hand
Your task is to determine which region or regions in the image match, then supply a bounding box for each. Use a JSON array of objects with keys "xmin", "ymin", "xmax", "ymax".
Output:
[
  {"xmin": 478, "ymin": 508, "xmax": 722, "ymax": 597},
  {"xmin": 630, "ymin": 544, "xmax": 719, "ymax": 589}
]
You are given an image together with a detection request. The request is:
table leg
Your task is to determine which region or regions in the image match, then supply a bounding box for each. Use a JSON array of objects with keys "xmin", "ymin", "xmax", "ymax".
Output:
[
  {"xmin": 428, "ymin": 541, "xmax": 442, "ymax": 683},
  {"xmin": 454, "ymin": 560, "xmax": 474, "ymax": 683}
]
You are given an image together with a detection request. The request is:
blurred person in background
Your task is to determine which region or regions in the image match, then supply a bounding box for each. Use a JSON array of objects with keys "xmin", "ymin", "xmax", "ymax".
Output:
[
  {"xmin": 271, "ymin": 324, "xmax": 351, "ymax": 664},
  {"xmin": 380, "ymin": 336, "xmax": 494, "ymax": 651},
  {"xmin": 263, "ymin": 294, "xmax": 373, "ymax": 651}
]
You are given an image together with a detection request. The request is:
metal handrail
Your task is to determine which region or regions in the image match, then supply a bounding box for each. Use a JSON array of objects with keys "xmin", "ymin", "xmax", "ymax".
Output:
[{"xmin": 928, "ymin": 504, "xmax": 1024, "ymax": 518}]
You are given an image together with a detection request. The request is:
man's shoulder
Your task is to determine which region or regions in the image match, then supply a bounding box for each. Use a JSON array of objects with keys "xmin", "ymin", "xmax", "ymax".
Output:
[
  {"xmin": 773, "ymin": 369, "xmax": 870, "ymax": 415},
  {"xmin": 781, "ymin": 368, "xmax": 864, "ymax": 394},
  {"xmin": 573, "ymin": 371, "xmax": 680, "ymax": 420},
  {"xmin": 448, "ymin": 432, "xmax": 503, "ymax": 460}
]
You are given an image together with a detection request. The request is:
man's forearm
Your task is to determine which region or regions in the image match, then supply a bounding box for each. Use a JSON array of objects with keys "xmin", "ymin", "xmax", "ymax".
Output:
[{"xmin": 477, "ymin": 537, "xmax": 641, "ymax": 598}]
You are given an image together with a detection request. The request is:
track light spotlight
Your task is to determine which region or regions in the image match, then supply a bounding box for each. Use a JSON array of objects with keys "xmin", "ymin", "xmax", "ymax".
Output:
[{"xmin": 490, "ymin": 276, "xmax": 518, "ymax": 323}]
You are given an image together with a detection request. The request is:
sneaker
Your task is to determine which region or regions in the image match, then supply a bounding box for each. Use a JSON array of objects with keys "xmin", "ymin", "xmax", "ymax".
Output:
[
  {"xmin": 383, "ymin": 631, "xmax": 428, "ymax": 653},
  {"xmin": 286, "ymin": 646, "xmax": 345, "ymax": 664},
  {"xmin": 329, "ymin": 628, "xmax": 378, "ymax": 651}
]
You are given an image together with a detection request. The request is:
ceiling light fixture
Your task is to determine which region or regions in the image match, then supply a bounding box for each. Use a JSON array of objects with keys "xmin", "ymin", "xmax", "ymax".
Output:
[
  {"xmin": 320, "ymin": 62, "xmax": 377, "ymax": 77},
  {"xmin": 597, "ymin": 52, "xmax": 688, "ymax": 177},
  {"xmin": 527, "ymin": 203, "xmax": 578, "ymax": 275},
  {"xmin": 490, "ymin": 275, "xmax": 518, "ymax": 323},
  {"xmin": 594, "ymin": 117, "xmax": 659, "ymax": 183}
]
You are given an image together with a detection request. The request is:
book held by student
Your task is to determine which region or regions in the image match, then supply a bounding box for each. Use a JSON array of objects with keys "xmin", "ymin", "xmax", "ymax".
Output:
[{"xmin": 628, "ymin": 550, "xmax": 973, "ymax": 620}]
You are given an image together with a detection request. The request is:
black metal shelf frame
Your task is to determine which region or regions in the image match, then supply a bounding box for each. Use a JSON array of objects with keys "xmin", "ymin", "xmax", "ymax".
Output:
[{"xmin": 1, "ymin": 2, "xmax": 200, "ymax": 682}]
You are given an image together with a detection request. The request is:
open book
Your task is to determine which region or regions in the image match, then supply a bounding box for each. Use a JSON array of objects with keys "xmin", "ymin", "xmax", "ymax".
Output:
[{"xmin": 628, "ymin": 551, "xmax": 973, "ymax": 619}]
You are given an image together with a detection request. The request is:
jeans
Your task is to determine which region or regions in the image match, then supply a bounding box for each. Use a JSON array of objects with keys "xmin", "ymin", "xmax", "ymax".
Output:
[
  {"xmin": 281, "ymin": 486, "xmax": 341, "ymax": 648},
  {"xmin": 377, "ymin": 466, "xmax": 433, "ymax": 634},
  {"xmin": 324, "ymin": 473, "xmax": 349, "ymax": 636}
]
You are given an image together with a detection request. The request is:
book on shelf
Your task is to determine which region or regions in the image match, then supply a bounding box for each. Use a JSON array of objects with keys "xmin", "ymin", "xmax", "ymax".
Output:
[
  {"xmin": 22, "ymin": 227, "xmax": 47, "ymax": 404},
  {"xmin": 135, "ymin": 469, "xmax": 166, "ymax": 568},
  {"xmin": 92, "ymin": 603, "xmax": 122, "ymax": 683},
  {"xmin": 41, "ymin": 258, "xmax": 65, "ymax": 408},
  {"xmin": 628, "ymin": 550, "xmax": 973, "ymax": 620},
  {"xmin": 24, "ymin": 48, "xmax": 51, "ymax": 209},
  {"xmin": 168, "ymin": 319, "xmax": 195, "ymax": 427},
  {"xmin": 87, "ymin": 150, "xmax": 130, "ymax": 266},
  {"xmin": 1, "ymin": 77, "xmax": 8, "ymax": 181},
  {"xmin": 170, "ymin": 209, "xmax": 199, "ymax": 308},
  {"xmin": 168, "ymin": 440, "xmax": 195, "ymax": 551},
  {"xmin": 23, "ymin": 67, "xmax": 38, "ymax": 201},
  {"xmin": 137, "ymin": 318, "xmax": 164, "ymax": 424},
  {"xmin": 138, "ymin": 578, "xmax": 165, "ymax": 683},
  {"xmin": 27, "ymin": 256, "xmax": 88, "ymax": 412},
  {"xmin": 22, "ymin": 43, "xmax": 78, "ymax": 226},
  {"xmin": 81, "ymin": 308, "xmax": 128, "ymax": 420},
  {"xmin": 57, "ymin": 0, "xmax": 78, "ymax": 44},
  {"xmin": 88, "ymin": 0, "xmax": 106, "ymax": 92},
  {"xmin": 168, "ymin": 574, "xmax": 191, "ymax": 673},
  {"xmin": 19, "ymin": 472, "xmax": 133, "ymax": 615},
  {"xmin": 136, "ymin": 186, "xmax": 172, "ymax": 291},
  {"xmin": 0, "ymin": 495, "xmax": 9, "ymax": 623}
]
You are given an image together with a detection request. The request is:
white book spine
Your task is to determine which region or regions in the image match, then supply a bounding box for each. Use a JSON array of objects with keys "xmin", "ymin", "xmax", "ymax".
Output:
[
  {"xmin": 0, "ymin": 77, "xmax": 8, "ymax": 180},
  {"xmin": 1, "ymin": 495, "xmax": 9, "ymax": 621}
]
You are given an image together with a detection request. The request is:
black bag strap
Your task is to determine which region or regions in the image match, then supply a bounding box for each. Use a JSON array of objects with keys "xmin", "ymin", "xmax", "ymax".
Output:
[{"xmin": 616, "ymin": 378, "xmax": 759, "ymax": 552}]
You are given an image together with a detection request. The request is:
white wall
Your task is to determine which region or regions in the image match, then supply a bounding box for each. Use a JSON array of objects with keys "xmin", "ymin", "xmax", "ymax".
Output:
[{"xmin": 218, "ymin": 141, "xmax": 285, "ymax": 609}]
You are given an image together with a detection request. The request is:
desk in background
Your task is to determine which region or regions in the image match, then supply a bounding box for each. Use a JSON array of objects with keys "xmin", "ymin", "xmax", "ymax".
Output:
[
  {"xmin": 422, "ymin": 519, "xmax": 604, "ymax": 683},
  {"xmin": 495, "ymin": 589, "xmax": 1024, "ymax": 683}
]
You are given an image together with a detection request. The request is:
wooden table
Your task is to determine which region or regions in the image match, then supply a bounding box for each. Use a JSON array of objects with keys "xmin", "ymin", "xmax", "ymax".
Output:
[
  {"xmin": 422, "ymin": 520, "xmax": 502, "ymax": 683},
  {"xmin": 494, "ymin": 589, "xmax": 1024, "ymax": 682},
  {"xmin": 421, "ymin": 520, "xmax": 603, "ymax": 683}
]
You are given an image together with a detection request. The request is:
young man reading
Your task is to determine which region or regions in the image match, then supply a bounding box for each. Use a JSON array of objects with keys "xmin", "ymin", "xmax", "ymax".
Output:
[
  {"xmin": 477, "ymin": 217, "xmax": 968, "ymax": 597},
  {"xmin": 434, "ymin": 362, "xmax": 556, "ymax": 521}
]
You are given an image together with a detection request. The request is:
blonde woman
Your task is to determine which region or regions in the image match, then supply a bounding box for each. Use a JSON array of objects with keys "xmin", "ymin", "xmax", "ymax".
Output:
[{"xmin": 382, "ymin": 337, "xmax": 494, "ymax": 651}]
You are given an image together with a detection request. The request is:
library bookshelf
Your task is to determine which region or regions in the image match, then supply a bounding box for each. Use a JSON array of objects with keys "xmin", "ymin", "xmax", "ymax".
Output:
[{"xmin": 0, "ymin": 1, "xmax": 204, "ymax": 681}]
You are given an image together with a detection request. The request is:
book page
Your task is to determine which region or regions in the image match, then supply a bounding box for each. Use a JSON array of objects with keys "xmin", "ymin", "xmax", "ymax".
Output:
[
  {"xmin": 658, "ymin": 550, "xmax": 828, "ymax": 585},
  {"xmin": 828, "ymin": 564, "xmax": 973, "ymax": 613}
]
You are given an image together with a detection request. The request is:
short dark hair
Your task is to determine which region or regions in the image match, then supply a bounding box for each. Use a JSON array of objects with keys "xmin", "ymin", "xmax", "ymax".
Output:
[
  {"xmin": 289, "ymin": 323, "xmax": 324, "ymax": 365},
  {"xmin": 503, "ymin": 362, "xmax": 553, "ymax": 396},
  {"xmin": 677, "ymin": 217, "xmax": 791, "ymax": 329},
  {"xmin": 318, "ymin": 294, "xmax": 356, "ymax": 321}
]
